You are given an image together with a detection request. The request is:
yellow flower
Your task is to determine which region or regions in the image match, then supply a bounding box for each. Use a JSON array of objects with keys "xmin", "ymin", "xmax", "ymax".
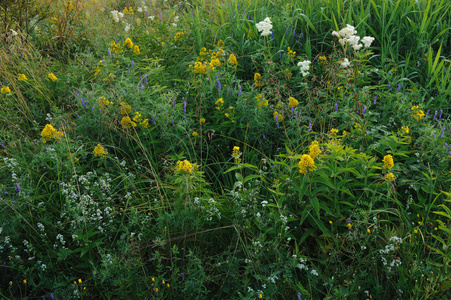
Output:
[
  {"xmin": 152, "ymin": 278, "xmax": 155, "ymax": 282},
  {"xmin": 18, "ymin": 74, "xmax": 28, "ymax": 81},
  {"xmin": 309, "ymin": 140, "xmax": 322, "ymax": 159},
  {"xmin": 78, "ymin": 279, "xmax": 82, "ymax": 284},
  {"xmin": 385, "ymin": 172, "xmax": 395, "ymax": 181},
  {"xmin": 319, "ymin": 55, "xmax": 327, "ymax": 64},
  {"xmin": 167, "ymin": 283, "xmax": 170, "ymax": 288},
  {"xmin": 121, "ymin": 116, "xmax": 137, "ymax": 128},
  {"xmin": 259, "ymin": 294, "xmax": 263, "ymax": 299},
  {"xmin": 383, "ymin": 154, "xmax": 394, "ymax": 170},
  {"xmin": 48, "ymin": 73, "xmax": 58, "ymax": 81},
  {"xmin": 199, "ymin": 118, "xmax": 206, "ymax": 125},
  {"xmin": 329, "ymin": 220, "xmax": 333, "ymax": 224},
  {"xmin": 414, "ymin": 229, "xmax": 418, "ymax": 234},
  {"xmin": 367, "ymin": 228, "xmax": 371, "ymax": 234},
  {"xmin": 410, "ymin": 105, "xmax": 425, "ymax": 121},
  {"xmin": 229, "ymin": 53, "xmax": 238, "ymax": 67},
  {"xmin": 161, "ymin": 42, "xmax": 166, "ymax": 47},
  {"xmin": 155, "ymin": 288, "xmax": 159, "ymax": 292},
  {"xmin": 298, "ymin": 154, "xmax": 316, "ymax": 174},
  {"xmin": 254, "ymin": 72, "xmax": 264, "ymax": 87},
  {"xmin": 140, "ymin": 118, "xmax": 149, "ymax": 128},
  {"xmin": 120, "ymin": 102, "xmax": 132, "ymax": 115},
  {"xmin": 256, "ymin": 94, "xmax": 268, "ymax": 108},
  {"xmin": 192, "ymin": 131, "xmax": 198, "ymax": 137},
  {"xmin": 209, "ymin": 58, "xmax": 221, "ymax": 69},
  {"xmin": 133, "ymin": 111, "xmax": 142, "ymax": 123},
  {"xmin": 232, "ymin": 146, "xmax": 240, "ymax": 157},
  {"xmin": 215, "ymin": 98, "xmax": 224, "ymax": 110},
  {"xmin": 347, "ymin": 223, "xmax": 352, "ymax": 229},
  {"xmin": 1, "ymin": 86, "xmax": 11, "ymax": 94},
  {"xmin": 133, "ymin": 45, "xmax": 141, "ymax": 55},
  {"xmin": 287, "ymin": 47, "xmax": 296, "ymax": 58},
  {"xmin": 288, "ymin": 96, "xmax": 299, "ymax": 108},
  {"xmin": 400, "ymin": 126, "xmax": 409, "ymax": 134},
  {"xmin": 174, "ymin": 31, "xmax": 184, "ymax": 41},
  {"xmin": 193, "ymin": 61, "xmax": 207, "ymax": 74},
  {"xmin": 110, "ymin": 41, "xmax": 123, "ymax": 53},
  {"xmin": 98, "ymin": 96, "xmax": 113, "ymax": 108},
  {"xmin": 273, "ymin": 111, "xmax": 284, "ymax": 122},
  {"xmin": 23, "ymin": 279, "xmax": 27, "ymax": 284},
  {"xmin": 123, "ymin": 7, "xmax": 129, "ymax": 14},
  {"xmin": 41, "ymin": 124, "xmax": 63, "ymax": 143},
  {"xmin": 124, "ymin": 38, "xmax": 134, "ymax": 49},
  {"xmin": 50, "ymin": 17, "xmax": 58, "ymax": 23},
  {"xmin": 342, "ymin": 130, "xmax": 348, "ymax": 137},
  {"xmin": 330, "ymin": 128, "xmax": 338, "ymax": 136},
  {"xmin": 94, "ymin": 144, "xmax": 108, "ymax": 159},
  {"xmin": 176, "ymin": 160, "xmax": 193, "ymax": 173}
]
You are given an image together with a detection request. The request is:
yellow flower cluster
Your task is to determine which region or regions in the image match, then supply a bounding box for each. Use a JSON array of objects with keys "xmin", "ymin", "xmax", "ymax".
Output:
[
  {"xmin": 41, "ymin": 124, "xmax": 63, "ymax": 143},
  {"xmin": 120, "ymin": 102, "xmax": 132, "ymax": 115},
  {"xmin": 288, "ymin": 96, "xmax": 299, "ymax": 108},
  {"xmin": 48, "ymin": 73, "xmax": 58, "ymax": 82},
  {"xmin": 410, "ymin": 105, "xmax": 425, "ymax": 121},
  {"xmin": 199, "ymin": 118, "xmax": 206, "ymax": 125},
  {"xmin": 123, "ymin": 6, "xmax": 133, "ymax": 14},
  {"xmin": 133, "ymin": 45, "xmax": 140, "ymax": 55},
  {"xmin": 273, "ymin": 111, "xmax": 284, "ymax": 122},
  {"xmin": 256, "ymin": 94, "xmax": 268, "ymax": 108},
  {"xmin": 383, "ymin": 154, "xmax": 394, "ymax": 170},
  {"xmin": 1, "ymin": 86, "xmax": 11, "ymax": 94},
  {"xmin": 18, "ymin": 74, "xmax": 28, "ymax": 81},
  {"xmin": 189, "ymin": 45, "xmax": 226, "ymax": 75},
  {"xmin": 120, "ymin": 116, "xmax": 136, "ymax": 128},
  {"xmin": 229, "ymin": 54, "xmax": 237, "ymax": 67},
  {"xmin": 192, "ymin": 131, "xmax": 198, "ymax": 137},
  {"xmin": 298, "ymin": 154, "xmax": 316, "ymax": 174},
  {"xmin": 110, "ymin": 41, "xmax": 123, "ymax": 53},
  {"xmin": 330, "ymin": 128, "xmax": 339, "ymax": 136},
  {"xmin": 254, "ymin": 72, "xmax": 264, "ymax": 87},
  {"xmin": 400, "ymin": 126, "xmax": 409, "ymax": 135},
  {"xmin": 215, "ymin": 98, "xmax": 224, "ymax": 110},
  {"xmin": 385, "ymin": 173, "xmax": 395, "ymax": 181},
  {"xmin": 319, "ymin": 56, "xmax": 327, "ymax": 65},
  {"xmin": 309, "ymin": 140, "xmax": 322, "ymax": 159},
  {"xmin": 287, "ymin": 47, "xmax": 296, "ymax": 58},
  {"xmin": 98, "ymin": 96, "xmax": 113, "ymax": 108},
  {"xmin": 124, "ymin": 38, "xmax": 133, "ymax": 48},
  {"xmin": 174, "ymin": 31, "xmax": 184, "ymax": 41},
  {"xmin": 232, "ymin": 146, "xmax": 240, "ymax": 157},
  {"xmin": 94, "ymin": 144, "xmax": 108, "ymax": 159},
  {"xmin": 176, "ymin": 159, "xmax": 193, "ymax": 173}
]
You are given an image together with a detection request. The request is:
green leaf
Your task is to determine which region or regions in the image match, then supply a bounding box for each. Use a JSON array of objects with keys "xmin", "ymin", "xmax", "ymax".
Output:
[{"xmin": 310, "ymin": 197, "xmax": 320, "ymax": 217}]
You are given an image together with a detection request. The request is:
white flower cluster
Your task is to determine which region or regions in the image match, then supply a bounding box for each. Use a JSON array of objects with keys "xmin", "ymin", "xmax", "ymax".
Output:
[
  {"xmin": 297, "ymin": 60, "xmax": 311, "ymax": 76},
  {"xmin": 110, "ymin": 10, "xmax": 124, "ymax": 22},
  {"xmin": 255, "ymin": 17, "xmax": 273, "ymax": 37},
  {"xmin": 332, "ymin": 24, "xmax": 375, "ymax": 50}
]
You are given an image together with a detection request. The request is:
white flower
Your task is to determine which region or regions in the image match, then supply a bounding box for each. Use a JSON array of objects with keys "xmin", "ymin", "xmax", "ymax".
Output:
[
  {"xmin": 10, "ymin": 29, "xmax": 18, "ymax": 36},
  {"xmin": 339, "ymin": 24, "xmax": 357, "ymax": 38},
  {"xmin": 124, "ymin": 24, "xmax": 131, "ymax": 32},
  {"xmin": 256, "ymin": 17, "xmax": 273, "ymax": 37},
  {"xmin": 362, "ymin": 36, "xmax": 375, "ymax": 48},
  {"xmin": 297, "ymin": 60, "xmax": 311, "ymax": 77},
  {"xmin": 148, "ymin": 15, "xmax": 155, "ymax": 20},
  {"xmin": 331, "ymin": 30, "xmax": 340, "ymax": 37},
  {"xmin": 172, "ymin": 23, "xmax": 177, "ymax": 27},
  {"xmin": 174, "ymin": 16, "xmax": 179, "ymax": 22},
  {"xmin": 118, "ymin": 12, "xmax": 124, "ymax": 18},
  {"xmin": 137, "ymin": 7, "xmax": 143, "ymax": 12},
  {"xmin": 341, "ymin": 58, "xmax": 351, "ymax": 68}
]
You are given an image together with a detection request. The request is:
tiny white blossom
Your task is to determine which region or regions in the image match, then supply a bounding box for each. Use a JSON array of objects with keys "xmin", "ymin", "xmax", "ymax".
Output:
[
  {"xmin": 362, "ymin": 36, "xmax": 375, "ymax": 48},
  {"xmin": 341, "ymin": 58, "xmax": 351, "ymax": 68},
  {"xmin": 255, "ymin": 17, "xmax": 273, "ymax": 37}
]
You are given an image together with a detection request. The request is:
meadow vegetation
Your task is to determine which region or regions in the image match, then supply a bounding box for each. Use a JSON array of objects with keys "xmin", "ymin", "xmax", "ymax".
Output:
[{"xmin": 0, "ymin": 0, "xmax": 450, "ymax": 298}]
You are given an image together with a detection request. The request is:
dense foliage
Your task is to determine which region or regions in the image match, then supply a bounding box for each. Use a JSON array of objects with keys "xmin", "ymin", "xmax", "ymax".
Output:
[{"xmin": 1, "ymin": 0, "xmax": 450, "ymax": 299}]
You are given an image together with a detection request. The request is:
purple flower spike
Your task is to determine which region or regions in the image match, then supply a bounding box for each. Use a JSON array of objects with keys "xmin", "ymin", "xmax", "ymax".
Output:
[
  {"xmin": 262, "ymin": 134, "xmax": 266, "ymax": 140},
  {"xmin": 335, "ymin": 103, "xmax": 338, "ymax": 111},
  {"xmin": 183, "ymin": 100, "xmax": 187, "ymax": 116},
  {"xmin": 363, "ymin": 107, "xmax": 366, "ymax": 115},
  {"xmin": 433, "ymin": 110, "xmax": 437, "ymax": 121},
  {"xmin": 308, "ymin": 122, "xmax": 312, "ymax": 133},
  {"xmin": 81, "ymin": 98, "xmax": 85, "ymax": 107},
  {"xmin": 181, "ymin": 273, "xmax": 184, "ymax": 281},
  {"xmin": 388, "ymin": 82, "xmax": 391, "ymax": 90},
  {"xmin": 108, "ymin": 49, "xmax": 111, "ymax": 59},
  {"xmin": 131, "ymin": 61, "xmax": 134, "ymax": 68},
  {"xmin": 440, "ymin": 126, "xmax": 446, "ymax": 139},
  {"xmin": 238, "ymin": 85, "xmax": 241, "ymax": 97},
  {"xmin": 1, "ymin": 141, "xmax": 4, "ymax": 147},
  {"xmin": 426, "ymin": 110, "xmax": 430, "ymax": 117},
  {"xmin": 275, "ymin": 115, "xmax": 279, "ymax": 128},
  {"xmin": 298, "ymin": 293, "xmax": 302, "ymax": 300},
  {"xmin": 439, "ymin": 109, "xmax": 443, "ymax": 120},
  {"xmin": 144, "ymin": 73, "xmax": 148, "ymax": 84},
  {"xmin": 216, "ymin": 76, "xmax": 221, "ymax": 91},
  {"xmin": 374, "ymin": 96, "xmax": 377, "ymax": 104},
  {"xmin": 397, "ymin": 83, "xmax": 401, "ymax": 92},
  {"xmin": 16, "ymin": 183, "xmax": 21, "ymax": 195}
]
